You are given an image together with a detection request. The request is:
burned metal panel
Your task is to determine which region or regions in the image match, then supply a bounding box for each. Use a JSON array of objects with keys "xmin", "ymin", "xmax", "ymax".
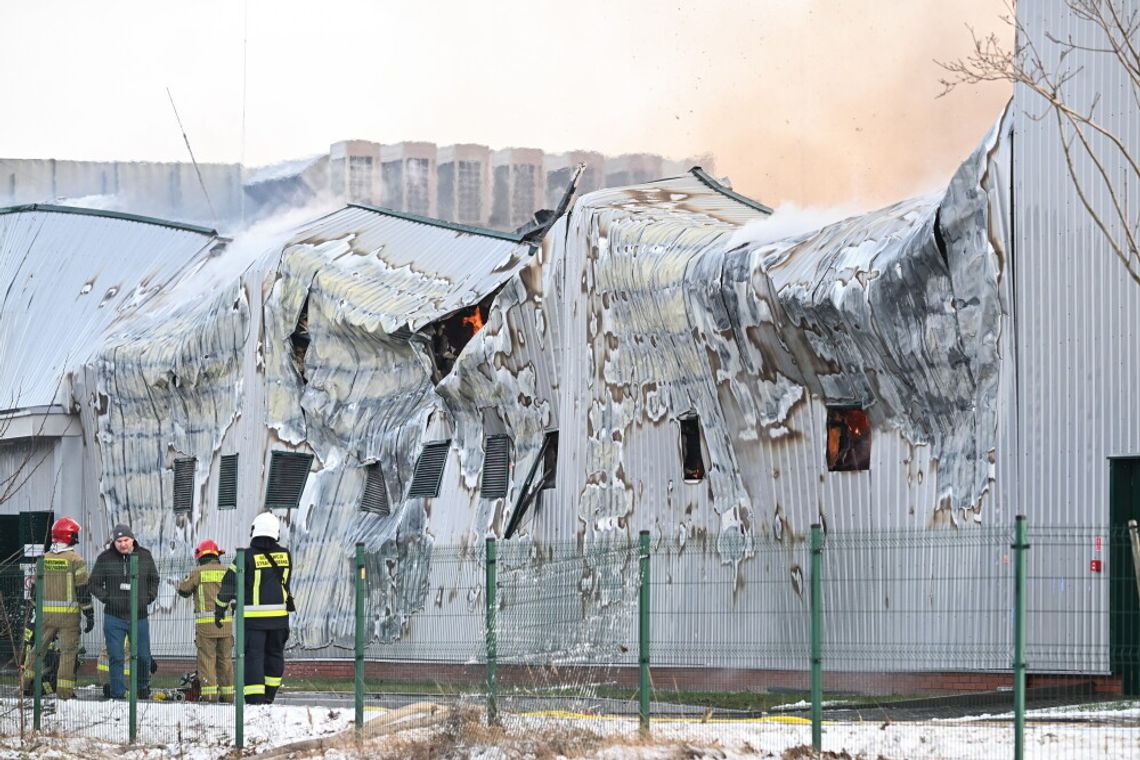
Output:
[
  {"xmin": 72, "ymin": 272, "xmax": 251, "ymax": 557},
  {"xmin": 30, "ymin": 125, "xmax": 1019, "ymax": 668},
  {"xmin": 523, "ymin": 137, "xmax": 1011, "ymax": 668},
  {"xmin": 247, "ymin": 205, "xmax": 545, "ymax": 647}
]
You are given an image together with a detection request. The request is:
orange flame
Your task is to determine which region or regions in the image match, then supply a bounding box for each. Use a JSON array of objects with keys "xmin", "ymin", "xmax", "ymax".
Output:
[{"xmin": 460, "ymin": 308, "xmax": 485, "ymax": 334}]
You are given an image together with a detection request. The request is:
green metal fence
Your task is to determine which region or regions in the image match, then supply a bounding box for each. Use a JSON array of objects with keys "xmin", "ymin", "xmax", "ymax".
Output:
[{"xmin": 1, "ymin": 518, "xmax": 1138, "ymax": 758}]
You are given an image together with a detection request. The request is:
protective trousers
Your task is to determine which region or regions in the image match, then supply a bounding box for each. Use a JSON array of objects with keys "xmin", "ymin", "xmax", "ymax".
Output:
[
  {"xmin": 22, "ymin": 617, "xmax": 80, "ymax": 699},
  {"xmin": 196, "ymin": 634, "xmax": 235, "ymax": 702},
  {"xmin": 243, "ymin": 627, "xmax": 288, "ymax": 704}
]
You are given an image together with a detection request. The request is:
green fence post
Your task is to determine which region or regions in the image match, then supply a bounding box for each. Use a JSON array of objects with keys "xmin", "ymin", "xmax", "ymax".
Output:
[
  {"xmin": 486, "ymin": 537, "xmax": 498, "ymax": 724},
  {"xmin": 355, "ymin": 542, "xmax": 366, "ymax": 733},
  {"xmin": 1012, "ymin": 515, "xmax": 1028, "ymax": 760},
  {"xmin": 235, "ymin": 548, "xmax": 246, "ymax": 751},
  {"xmin": 810, "ymin": 523, "xmax": 823, "ymax": 754},
  {"xmin": 129, "ymin": 553, "xmax": 138, "ymax": 744},
  {"xmin": 32, "ymin": 556, "xmax": 44, "ymax": 731},
  {"xmin": 638, "ymin": 530, "xmax": 651, "ymax": 734}
]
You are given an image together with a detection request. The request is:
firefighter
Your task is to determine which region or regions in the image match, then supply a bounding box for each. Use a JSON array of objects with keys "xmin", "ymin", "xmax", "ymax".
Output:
[
  {"xmin": 21, "ymin": 517, "xmax": 94, "ymax": 700},
  {"xmin": 216, "ymin": 512, "xmax": 295, "ymax": 704},
  {"xmin": 177, "ymin": 539, "xmax": 235, "ymax": 703}
]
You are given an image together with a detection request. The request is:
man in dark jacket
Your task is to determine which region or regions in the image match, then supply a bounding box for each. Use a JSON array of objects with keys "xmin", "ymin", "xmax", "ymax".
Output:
[
  {"xmin": 88, "ymin": 523, "xmax": 159, "ymax": 699},
  {"xmin": 216, "ymin": 511, "xmax": 294, "ymax": 704}
]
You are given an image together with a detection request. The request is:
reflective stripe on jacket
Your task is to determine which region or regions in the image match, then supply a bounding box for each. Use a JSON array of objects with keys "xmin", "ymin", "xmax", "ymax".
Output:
[
  {"xmin": 41, "ymin": 548, "xmax": 93, "ymax": 619},
  {"xmin": 216, "ymin": 537, "xmax": 293, "ymax": 631},
  {"xmin": 178, "ymin": 558, "xmax": 232, "ymax": 635}
]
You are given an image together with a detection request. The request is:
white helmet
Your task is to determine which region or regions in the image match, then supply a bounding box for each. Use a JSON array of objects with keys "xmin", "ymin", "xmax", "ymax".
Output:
[{"xmin": 251, "ymin": 511, "xmax": 280, "ymax": 541}]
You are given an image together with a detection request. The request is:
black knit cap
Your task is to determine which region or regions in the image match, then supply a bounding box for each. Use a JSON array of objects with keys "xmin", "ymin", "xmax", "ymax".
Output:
[{"xmin": 111, "ymin": 523, "xmax": 134, "ymax": 540}]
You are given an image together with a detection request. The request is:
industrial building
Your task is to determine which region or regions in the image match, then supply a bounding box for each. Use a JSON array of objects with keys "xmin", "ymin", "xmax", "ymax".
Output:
[{"xmin": 1, "ymin": 0, "xmax": 1136, "ymax": 693}]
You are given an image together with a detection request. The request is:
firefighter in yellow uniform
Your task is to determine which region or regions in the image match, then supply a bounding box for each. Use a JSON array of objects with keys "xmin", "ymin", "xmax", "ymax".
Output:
[
  {"xmin": 22, "ymin": 517, "xmax": 94, "ymax": 700},
  {"xmin": 177, "ymin": 540, "xmax": 235, "ymax": 703},
  {"xmin": 217, "ymin": 512, "xmax": 294, "ymax": 704}
]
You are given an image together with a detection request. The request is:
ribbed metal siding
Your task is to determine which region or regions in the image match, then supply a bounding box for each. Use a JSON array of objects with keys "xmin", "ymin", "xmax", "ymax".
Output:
[
  {"xmin": 0, "ymin": 207, "xmax": 221, "ymax": 407},
  {"xmin": 286, "ymin": 205, "xmax": 533, "ymax": 334},
  {"xmin": 1013, "ymin": 0, "xmax": 1140, "ymax": 529},
  {"xmin": 1011, "ymin": 0, "xmax": 1140, "ymax": 671}
]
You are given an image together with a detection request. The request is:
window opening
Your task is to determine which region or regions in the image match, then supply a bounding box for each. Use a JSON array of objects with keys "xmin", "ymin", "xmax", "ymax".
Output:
[
  {"xmin": 173, "ymin": 457, "xmax": 195, "ymax": 513},
  {"xmin": 407, "ymin": 441, "xmax": 451, "ymax": 498},
  {"xmin": 505, "ymin": 431, "xmax": 557, "ymax": 539},
  {"xmin": 541, "ymin": 430, "xmax": 558, "ymax": 490},
  {"xmin": 265, "ymin": 451, "xmax": 314, "ymax": 510},
  {"xmin": 426, "ymin": 291, "xmax": 495, "ymax": 381},
  {"xmin": 680, "ymin": 416, "xmax": 705, "ymax": 481},
  {"xmin": 360, "ymin": 462, "xmax": 390, "ymax": 516},
  {"xmin": 826, "ymin": 407, "xmax": 872, "ymax": 471},
  {"xmin": 218, "ymin": 454, "xmax": 238, "ymax": 510},
  {"xmin": 481, "ymin": 434, "xmax": 511, "ymax": 499},
  {"xmin": 290, "ymin": 293, "xmax": 311, "ymax": 382}
]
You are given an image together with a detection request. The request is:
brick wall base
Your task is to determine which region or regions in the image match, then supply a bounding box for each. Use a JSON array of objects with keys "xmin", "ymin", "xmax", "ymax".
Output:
[{"xmin": 111, "ymin": 658, "xmax": 1123, "ymax": 698}]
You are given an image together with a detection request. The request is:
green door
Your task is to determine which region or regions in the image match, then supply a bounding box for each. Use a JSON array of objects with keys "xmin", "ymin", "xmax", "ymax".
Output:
[
  {"xmin": 0, "ymin": 514, "xmax": 22, "ymax": 664},
  {"xmin": 1109, "ymin": 456, "xmax": 1140, "ymax": 696}
]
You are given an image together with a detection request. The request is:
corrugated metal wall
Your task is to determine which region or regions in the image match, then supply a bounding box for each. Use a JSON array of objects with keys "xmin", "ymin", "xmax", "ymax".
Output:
[{"xmin": 1009, "ymin": 0, "xmax": 1140, "ymax": 671}]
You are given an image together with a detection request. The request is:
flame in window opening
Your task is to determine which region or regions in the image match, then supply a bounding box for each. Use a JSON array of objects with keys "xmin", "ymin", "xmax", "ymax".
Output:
[{"xmin": 460, "ymin": 307, "xmax": 485, "ymax": 335}]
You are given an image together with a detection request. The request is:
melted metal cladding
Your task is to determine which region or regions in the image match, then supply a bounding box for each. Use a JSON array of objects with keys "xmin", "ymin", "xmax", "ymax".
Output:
[
  {"xmin": 43, "ymin": 129, "xmax": 1006, "ymax": 652},
  {"xmin": 751, "ymin": 124, "xmax": 1005, "ymax": 516},
  {"xmin": 254, "ymin": 208, "xmax": 536, "ymax": 647},
  {"xmin": 551, "ymin": 143, "xmax": 1003, "ymax": 577}
]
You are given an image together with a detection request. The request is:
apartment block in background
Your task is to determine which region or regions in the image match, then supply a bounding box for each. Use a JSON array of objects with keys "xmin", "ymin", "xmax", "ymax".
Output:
[
  {"xmin": 380, "ymin": 142, "xmax": 437, "ymax": 217},
  {"xmin": 544, "ymin": 150, "xmax": 605, "ymax": 208},
  {"xmin": 437, "ymin": 144, "xmax": 491, "ymax": 227},
  {"xmin": 604, "ymin": 153, "xmax": 664, "ymax": 187},
  {"xmin": 329, "ymin": 140, "xmax": 381, "ymax": 204},
  {"xmin": 488, "ymin": 148, "xmax": 544, "ymax": 231},
  {"xmin": 662, "ymin": 153, "xmax": 717, "ymax": 179}
]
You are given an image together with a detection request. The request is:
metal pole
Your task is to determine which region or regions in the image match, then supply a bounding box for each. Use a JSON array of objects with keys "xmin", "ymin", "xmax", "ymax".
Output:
[
  {"xmin": 485, "ymin": 537, "xmax": 498, "ymax": 724},
  {"xmin": 1013, "ymin": 515, "xmax": 1028, "ymax": 760},
  {"xmin": 354, "ymin": 542, "xmax": 366, "ymax": 732},
  {"xmin": 810, "ymin": 523, "xmax": 823, "ymax": 754},
  {"xmin": 129, "ymin": 553, "xmax": 138, "ymax": 743},
  {"xmin": 1128, "ymin": 520, "xmax": 1140, "ymax": 602},
  {"xmin": 32, "ymin": 556, "xmax": 44, "ymax": 730},
  {"xmin": 235, "ymin": 548, "xmax": 246, "ymax": 751},
  {"xmin": 638, "ymin": 530, "xmax": 651, "ymax": 734}
]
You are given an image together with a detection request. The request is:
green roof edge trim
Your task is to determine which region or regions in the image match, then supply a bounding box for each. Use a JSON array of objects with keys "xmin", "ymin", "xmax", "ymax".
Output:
[
  {"xmin": 348, "ymin": 202, "xmax": 529, "ymax": 243},
  {"xmin": 689, "ymin": 167, "xmax": 774, "ymax": 215},
  {"xmin": 0, "ymin": 203, "xmax": 219, "ymax": 236}
]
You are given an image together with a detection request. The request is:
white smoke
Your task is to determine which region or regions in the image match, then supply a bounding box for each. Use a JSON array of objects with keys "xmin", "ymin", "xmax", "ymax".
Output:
[{"xmin": 727, "ymin": 202, "xmax": 869, "ymax": 250}]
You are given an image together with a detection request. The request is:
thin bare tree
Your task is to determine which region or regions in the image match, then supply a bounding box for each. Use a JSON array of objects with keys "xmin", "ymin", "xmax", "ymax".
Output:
[{"xmin": 939, "ymin": 0, "xmax": 1140, "ymax": 284}]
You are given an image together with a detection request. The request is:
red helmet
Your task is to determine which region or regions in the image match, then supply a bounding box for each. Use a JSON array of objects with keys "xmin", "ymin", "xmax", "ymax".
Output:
[
  {"xmin": 51, "ymin": 517, "xmax": 81, "ymax": 545},
  {"xmin": 194, "ymin": 539, "xmax": 223, "ymax": 559}
]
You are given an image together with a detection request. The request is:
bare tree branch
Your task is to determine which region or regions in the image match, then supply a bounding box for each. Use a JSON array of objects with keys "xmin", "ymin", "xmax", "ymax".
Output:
[{"xmin": 938, "ymin": 0, "xmax": 1140, "ymax": 284}]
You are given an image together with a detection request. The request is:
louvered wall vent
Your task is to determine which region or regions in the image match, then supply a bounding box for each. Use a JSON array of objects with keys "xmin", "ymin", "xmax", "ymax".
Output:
[
  {"xmin": 480, "ymin": 434, "xmax": 511, "ymax": 499},
  {"xmin": 218, "ymin": 454, "xmax": 238, "ymax": 510},
  {"xmin": 265, "ymin": 451, "xmax": 314, "ymax": 509},
  {"xmin": 407, "ymin": 441, "xmax": 451, "ymax": 498},
  {"xmin": 173, "ymin": 457, "xmax": 196, "ymax": 513},
  {"xmin": 360, "ymin": 463, "xmax": 390, "ymax": 516}
]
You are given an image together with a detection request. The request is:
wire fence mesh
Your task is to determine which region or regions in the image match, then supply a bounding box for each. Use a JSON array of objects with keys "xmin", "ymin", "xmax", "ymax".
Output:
[{"xmin": 0, "ymin": 522, "xmax": 1137, "ymax": 759}]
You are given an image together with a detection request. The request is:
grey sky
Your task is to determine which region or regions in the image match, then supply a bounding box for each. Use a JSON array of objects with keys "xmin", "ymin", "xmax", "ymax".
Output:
[{"xmin": 1, "ymin": 0, "xmax": 1011, "ymax": 207}]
